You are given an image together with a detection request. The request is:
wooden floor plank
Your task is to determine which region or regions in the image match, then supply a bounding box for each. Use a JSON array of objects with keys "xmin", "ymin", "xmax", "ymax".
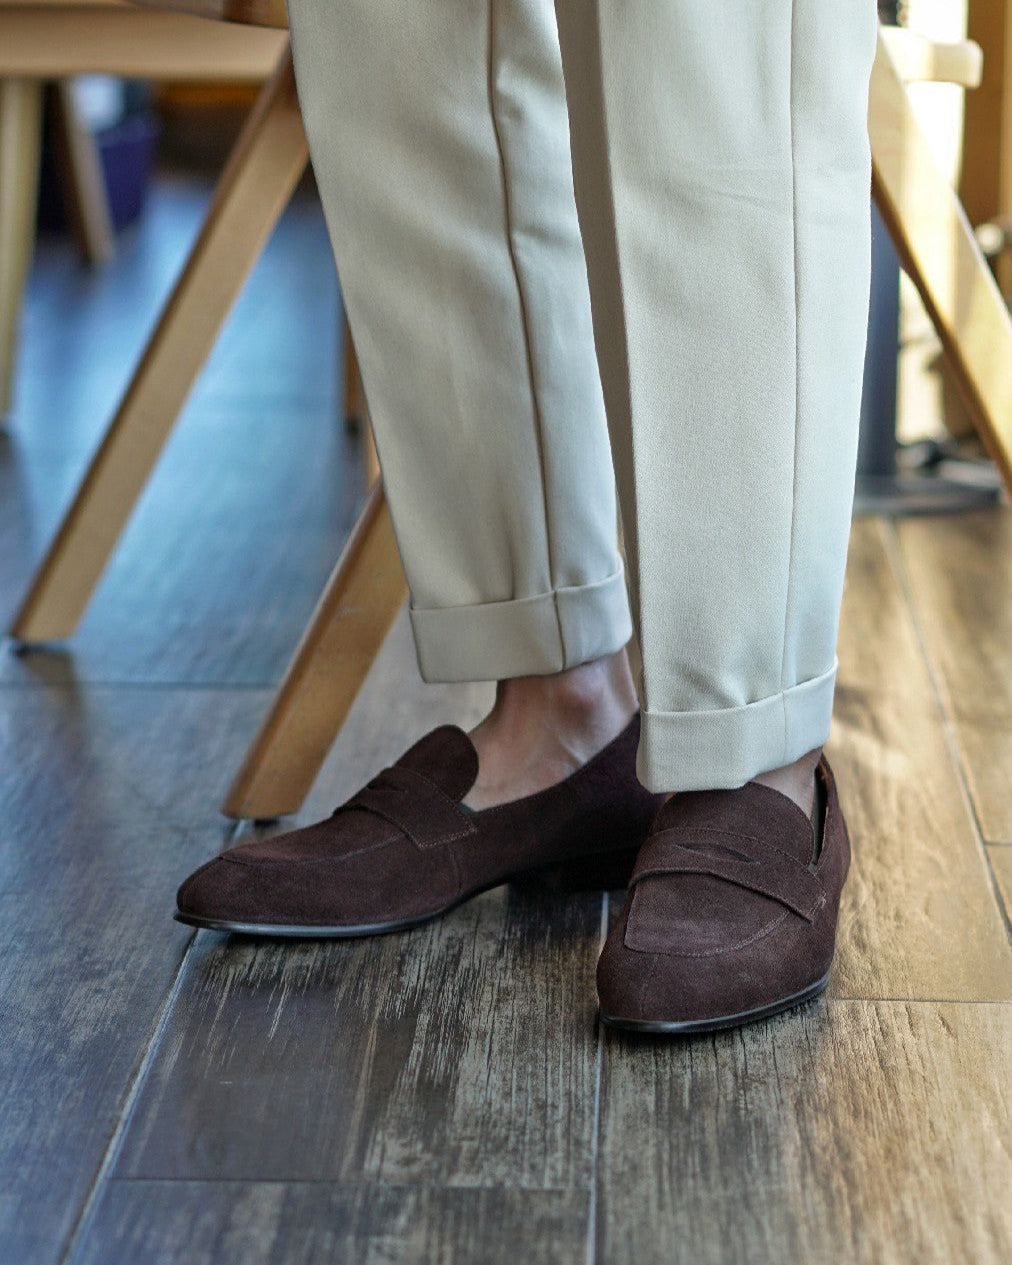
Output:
[
  {"xmin": 827, "ymin": 519, "xmax": 1011, "ymax": 1001},
  {"xmin": 2, "ymin": 180, "xmax": 360, "ymax": 688},
  {"xmin": 0, "ymin": 400, "xmax": 365, "ymax": 686},
  {"xmin": 14, "ymin": 177, "xmax": 338, "ymax": 460},
  {"xmin": 894, "ymin": 509, "xmax": 1012, "ymax": 843},
  {"xmin": 986, "ymin": 846, "xmax": 1012, "ymax": 929},
  {"xmin": 0, "ymin": 685, "xmax": 271, "ymax": 1265},
  {"xmin": 112, "ymin": 882, "xmax": 601, "ymax": 1188},
  {"xmin": 71, "ymin": 1183, "xmax": 588, "ymax": 1265},
  {"xmin": 597, "ymin": 1000, "xmax": 1011, "ymax": 1265}
]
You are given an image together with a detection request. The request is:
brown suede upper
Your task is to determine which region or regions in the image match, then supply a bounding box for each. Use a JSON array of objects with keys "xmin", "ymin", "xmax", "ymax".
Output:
[
  {"xmin": 597, "ymin": 757, "xmax": 850, "ymax": 1031},
  {"xmin": 176, "ymin": 715, "xmax": 662, "ymax": 934}
]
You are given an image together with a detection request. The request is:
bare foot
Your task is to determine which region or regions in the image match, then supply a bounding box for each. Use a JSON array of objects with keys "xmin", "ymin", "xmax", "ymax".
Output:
[{"xmin": 462, "ymin": 648, "xmax": 639, "ymax": 811}]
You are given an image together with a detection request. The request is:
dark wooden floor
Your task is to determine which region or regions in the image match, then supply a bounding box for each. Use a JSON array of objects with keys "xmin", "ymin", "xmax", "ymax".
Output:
[{"xmin": 1, "ymin": 175, "xmax": 1009, "ymax": 1265}]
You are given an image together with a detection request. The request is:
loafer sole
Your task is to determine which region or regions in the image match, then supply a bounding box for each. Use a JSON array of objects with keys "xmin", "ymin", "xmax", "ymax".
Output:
[
  {"xmin": 174, "ymin": 907, "xmax": 461, "ymax": 938},
  {"xmin": 599, "ymin": 969, "xmax": 831, "ymax": 1036}
]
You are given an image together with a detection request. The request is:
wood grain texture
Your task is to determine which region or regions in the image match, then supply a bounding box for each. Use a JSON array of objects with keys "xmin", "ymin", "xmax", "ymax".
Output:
[
  {"xmin": 894, "ymin": 509, "xmax": 1012, "ymax": 843},
  {"xmin": 879, "ymin": 26, "xmax": 983, "ymax": 87},
  {"xmin": 0, "ymin": 686, "xmax": 269, "ymax": 1265},
  {"xmin": 829, "ymin": 518, "xmax": 1011, "ymax": 1001},
  {"xmin": 1, "ymin": 403, "xmax": 363, "ymax": 685},
  {"xmin": 72, "ymin": 1183, "xmax": 587, "ymax": 1265},
  {"xmin": 113, "ymin": 883, "xmax": 602, "ymax": 1186},
  {"xmin": 289, "ymin": 607, "xmax": 493, "ymax": 824},
  {"xmin": 1, "ymin": 186, "xmax": 359, "ymax": 688},
  {"xmin": 961, "ymin": 0, "xmax": 1012, "ymax": 295},
  {"xmin": 10, "ymin": 176, "xmax": 340, "ymax": 462},
  {"xmin": 0, "ymin": 6, "xmax": 286, "ymax": 79},
  {"xmin": 130, "ymin": 0, "xmax": 288, "ymax": 27},
  {"xmin": 596, "ymin": 1000, "xmax": 1011, "ymax": 1265}
]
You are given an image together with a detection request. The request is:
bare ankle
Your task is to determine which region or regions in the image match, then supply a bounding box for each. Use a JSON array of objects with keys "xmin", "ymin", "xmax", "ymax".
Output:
[
  {"xmin": 752, "ymin": 747, "xmax": 822, "ymax": 817},
  {"xmin": 491, "ymin": 649, "xmax": 637, "ymax": 725},
  {"xmin": 463, "ymin": 649, "xmax": 639, "ymax": 809}
]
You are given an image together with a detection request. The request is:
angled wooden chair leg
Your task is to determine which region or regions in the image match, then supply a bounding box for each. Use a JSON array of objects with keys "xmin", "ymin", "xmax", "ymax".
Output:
[
  {"xmin": 0, "ymin": 77, "xmax": 43, "ymax": 419},
  {"xmin": 222, "ymin": 479, "xmax": 408, "ymax": 820},
  {"xmin": 10, "ymin": 45, "xmax": 308, "ymax": 641},
  {"xmin": 870, "ymin": 30, "xmax": 1012, "ymax": 491}
]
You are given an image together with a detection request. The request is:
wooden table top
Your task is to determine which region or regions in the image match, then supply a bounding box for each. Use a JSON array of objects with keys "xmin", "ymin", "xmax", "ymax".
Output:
[
  {"xmin": 0, "ymin": 0, "xmax": 288, "ymax": 27},
  {"xmin": 130, "ymin": 0, "xmax": 287, "ymax": 27}
]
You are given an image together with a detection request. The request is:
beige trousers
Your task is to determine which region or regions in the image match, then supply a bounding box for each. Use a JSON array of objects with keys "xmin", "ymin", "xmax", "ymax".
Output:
[{"xmin": 285, "ymin": 0, "xmax": 879, "ymax": 792}]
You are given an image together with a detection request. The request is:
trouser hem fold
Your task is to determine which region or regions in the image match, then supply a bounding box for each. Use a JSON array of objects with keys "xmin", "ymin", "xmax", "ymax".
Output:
[
  {"xmin": 409, "ymin": 569, "xmax": 633, "ymax": 683},
  {"xmin": 637, "ymin": 661, "xmax": 838, "ymax": 792}
]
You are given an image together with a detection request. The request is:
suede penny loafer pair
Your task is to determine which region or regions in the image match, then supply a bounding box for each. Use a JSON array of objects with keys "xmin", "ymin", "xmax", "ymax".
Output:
[
  {"xmin": 176, "ymin": 715, "xmax": 662, "ymax": 937},
  {"xmin": 176, "ymin": 718, "xmax": 849, "ymax": 1035}
]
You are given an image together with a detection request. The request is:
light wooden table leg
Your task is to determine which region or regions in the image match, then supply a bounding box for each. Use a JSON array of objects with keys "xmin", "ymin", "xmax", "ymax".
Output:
[
  {"xmin": 222, "ymin": 479, "xmax": 408, "ymax": 820},
  {"xmin": 50, "ymin": 79, "xmax": 115, "ymax": 268},
  {"xmin": 0, "ymin": 76, "xmax": 43, "ymax": 420},
  {"xmin": 10, "ymin": 46, "xmax": 308, "ymax": 641},
  {"xmin": 870, "ymin": 31, "xmax": 1012, "ymax": 492}
]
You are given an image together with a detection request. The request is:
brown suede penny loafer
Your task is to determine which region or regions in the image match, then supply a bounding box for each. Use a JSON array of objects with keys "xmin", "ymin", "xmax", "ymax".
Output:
[
  {"xmin": 597, "ymin": 757, "xmax": 849, "ymax": 1035},
  {"xmin": 176, "ymin": 714, "xmax": 662, "ymax": 937}
]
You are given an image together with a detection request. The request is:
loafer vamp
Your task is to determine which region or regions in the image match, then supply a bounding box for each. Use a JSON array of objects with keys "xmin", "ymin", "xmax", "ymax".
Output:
[
  {"xmin": 598, "ymin": 761, "xmax": 850, "ymax": 1030},
  {"xmin": 624, "ymin": 871, "xmax": 792, "ymax": 956},
  {"xmin": 221, "ymin": 807, "xmax": 400, "ymax": 866},
  {"xmin": 177, "ymin": 831, "xmax": 455, "ymax": 928}
]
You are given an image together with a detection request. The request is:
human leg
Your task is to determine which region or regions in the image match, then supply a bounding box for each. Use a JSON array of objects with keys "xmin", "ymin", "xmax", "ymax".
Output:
[
  {"xmin": 175, "ymin": 0, "xmax": 663, "ymax": 935},
  {"xmin": 552, "ymin": 0, "xmax": 878, "ymax": 1029},
  {"xmin": 554, "ymin": 0, "xmax": 878, "ymax": 796},
  {"xmin": 286, "ymin": 0, "xmax": 646, "ymax": 803}
]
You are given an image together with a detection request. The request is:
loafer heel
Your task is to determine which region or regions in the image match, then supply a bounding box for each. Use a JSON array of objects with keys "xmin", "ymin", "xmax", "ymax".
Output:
[{"xmin": 513, "ymin": 845, "xmax": 640, "ymax": 892}]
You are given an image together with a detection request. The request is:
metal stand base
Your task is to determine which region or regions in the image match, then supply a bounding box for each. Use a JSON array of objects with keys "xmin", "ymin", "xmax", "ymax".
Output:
[{"xmin": 854, "ymin": 439, "xmax": 1003, "ymax": 516}]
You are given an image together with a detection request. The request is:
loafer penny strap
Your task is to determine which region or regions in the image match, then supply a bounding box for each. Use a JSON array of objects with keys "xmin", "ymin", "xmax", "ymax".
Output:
[
  {"xmin": 339, "ymin": 766, "xmax": 478, "ymax": 850},
  {"xmin": 631, "ymin": 828, "xmax": 826, "ymax": 922}
]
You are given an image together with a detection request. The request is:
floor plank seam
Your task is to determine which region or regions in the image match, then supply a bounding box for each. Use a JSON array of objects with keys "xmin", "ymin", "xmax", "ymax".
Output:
[
  {"xmin": 827, "ymin": 995, "xmax": 1011, "ymax": 1006},
  {"xmin": 880, "ymin": 518, "xmax": 1003, "ymax": 888},
  {"xmin": 982, "ymin": 849, "xmax": 1012, "ymax": 942},
  {"xmin": 584, "ymin": 892, "xmax": 608, "ymax": 1265},
  {"xmin": 57, "ymin": 929, "xmax": 203, "ymax": 1265}
]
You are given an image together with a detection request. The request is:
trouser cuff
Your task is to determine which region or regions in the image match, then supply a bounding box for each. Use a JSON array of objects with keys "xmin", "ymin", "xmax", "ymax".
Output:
[
  {"xmin": 636, "ymin": 662, "xmax": 838, "ymax": 793},
  {"xmin": 409, "ymin": 569, "xmax": 633, "ymax": 682}
]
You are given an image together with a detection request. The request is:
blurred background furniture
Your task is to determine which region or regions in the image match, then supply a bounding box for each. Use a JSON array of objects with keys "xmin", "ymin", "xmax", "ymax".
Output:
[
  {"xmin": 5, "ymin": 11, "xmax": 1012, "ymax": 819},
  {"xmin": 0, "ymin": 0, "xmax": 287, "ymax": 417},
  {"xmin": 5, "ymin": 0, "xmax": 403, "ymax": 820},
  {"xmin": 859, "ymin": 17, "xmax": 1011, "ymax": 510},
  {"xmin": 871, "ymin": 22, "xmax": 1012, "ymax": 500}
]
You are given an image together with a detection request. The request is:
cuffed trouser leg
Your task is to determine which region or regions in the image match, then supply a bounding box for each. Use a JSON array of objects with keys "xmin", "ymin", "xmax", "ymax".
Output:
[
  {"xmin": 553, "ymin": 0, "xmax": 878, "ymax": 790},
  {"xmin": 285, "ymin": 0, "xmax": 632, "ymax": 683}
]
